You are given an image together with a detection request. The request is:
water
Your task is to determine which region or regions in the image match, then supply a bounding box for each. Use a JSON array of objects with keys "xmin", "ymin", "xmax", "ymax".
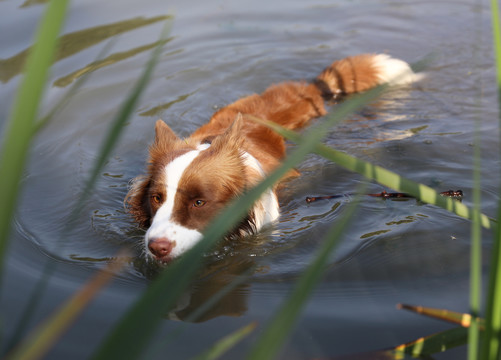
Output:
[{"xmin": 0, "ymin": 0, "xmax": 497, "ymax": 359}]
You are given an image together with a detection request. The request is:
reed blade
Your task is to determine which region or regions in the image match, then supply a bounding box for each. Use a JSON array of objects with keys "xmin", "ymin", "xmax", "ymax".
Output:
[
  {"xmin": 252, "ymin": 116, "xmax": 494, "ymax": 230},
  {"xmin": 6, "ymin": 255, "xmax": 126, "ymax": 360},
  {"xmin": 393, "ymin": 326, "xmax": 469, "ymax": 358},
  {"xmin": 194, "ymin": 322, "xmax": 257, "ymax": 360},
  {"xmin": 72, "ymin": 21, "xmax": 171, "ymax": 217},
  {"xmin": 481, "ymin": 1, "xmax": 501, "ymax": 359},
  {"xmin": 0, "ymin": 0, "xmax": 69, "ymax": 282},
  {"xmin": 247, "ymin": 191, "xmax": 361, "ymax": 360},
  {"xmin": 468, "ymin": 4, "xmax": 485, "ymax": 358},
  {"xmin": 398, "ymin": 304, "xmax": 485, "ymax": 330}
]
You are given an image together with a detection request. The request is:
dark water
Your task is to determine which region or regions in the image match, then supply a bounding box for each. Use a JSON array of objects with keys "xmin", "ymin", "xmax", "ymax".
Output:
[{"xmin": 0, "ymin": 0, "xmax": 498, "ymax": 359}]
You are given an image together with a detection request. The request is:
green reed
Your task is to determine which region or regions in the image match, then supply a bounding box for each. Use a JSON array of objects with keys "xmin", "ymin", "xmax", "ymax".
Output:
[
  {"xmin": 0, "ymin": 0, "xmax": 69, "ymax": 282},
  {"xmin": 481, "ymin": 1, "xmax": 501, "ymax": 359},
  {"xmin": 247, "ymin": 188, "xmax": 363, "ymax": 360},
  {"xmin": 468, "ymin": 3, "xmax": 485, "ymax": 359}
]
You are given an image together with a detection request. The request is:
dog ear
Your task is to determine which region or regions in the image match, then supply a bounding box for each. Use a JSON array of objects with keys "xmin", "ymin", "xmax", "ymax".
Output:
[
  {"xmin": 211, "ymin": 113, "xmax": 245, "ymax": 150},
  {"xmin": 154, "ymin": 119, "xmax": 179, "ymax": 145},
  {"xmin": 125, "ymin": 175, "xmax": 152, "ymax": 228}
]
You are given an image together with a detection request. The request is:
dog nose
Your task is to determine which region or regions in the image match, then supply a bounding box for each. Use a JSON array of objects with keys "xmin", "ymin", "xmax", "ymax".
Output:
[{"xmin": 148, "ymin": 238, "xmax": 175, "ymax": 259}]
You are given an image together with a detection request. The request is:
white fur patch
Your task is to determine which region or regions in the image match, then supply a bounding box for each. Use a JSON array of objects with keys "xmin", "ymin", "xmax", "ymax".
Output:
[
  {"xmin": 372, "ymin": 54, "xmax": 424, "ymax": 85},
  {"xmin": 145, "ymin": 148, "xmax": 205, "ymax": 259},
  {"xmin": 242, "ymin": 152, "xmax": 280, "ymax": 231},
  {"xmin": 144, "ymin": 145, "xmax": 279, "ymax": 259}
]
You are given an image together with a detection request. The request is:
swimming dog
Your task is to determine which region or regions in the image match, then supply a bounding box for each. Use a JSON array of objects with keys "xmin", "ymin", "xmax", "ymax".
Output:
[{"xmin": 126, "ymin": 53, "xmax": 420, "ymax": 262}]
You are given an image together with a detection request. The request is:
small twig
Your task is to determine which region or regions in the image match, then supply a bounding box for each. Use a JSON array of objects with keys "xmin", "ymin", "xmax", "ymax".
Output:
[{"xmin": 305, "ymin": 189, "xmax": 463, "ymax": 203}]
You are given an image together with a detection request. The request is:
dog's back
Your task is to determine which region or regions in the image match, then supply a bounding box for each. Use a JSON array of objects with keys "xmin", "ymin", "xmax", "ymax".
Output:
[{"xmin": 189, "ymin": 53, "xmax": 418, "ymax": 173}]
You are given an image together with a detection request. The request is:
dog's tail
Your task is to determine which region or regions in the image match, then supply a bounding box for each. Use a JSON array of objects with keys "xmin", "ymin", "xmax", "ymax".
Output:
[
  {"xmin": 194, "ymin": 53, "xmax": 422, "ymax": 142},
  {"xmin": 315, "ymin": 53, "xmax": 422, "ymax": 98}
]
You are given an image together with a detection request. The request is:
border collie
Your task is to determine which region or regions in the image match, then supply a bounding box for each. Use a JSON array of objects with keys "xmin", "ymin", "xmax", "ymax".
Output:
[{"xmin": 126, "ymin": 54, "xmax": 420, "ymax": 263}]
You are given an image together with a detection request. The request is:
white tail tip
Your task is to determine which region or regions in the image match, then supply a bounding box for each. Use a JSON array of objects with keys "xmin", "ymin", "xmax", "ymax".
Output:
[{"xmin": 372, "ymin": 54, "xmax": 425, "ymax": 85}]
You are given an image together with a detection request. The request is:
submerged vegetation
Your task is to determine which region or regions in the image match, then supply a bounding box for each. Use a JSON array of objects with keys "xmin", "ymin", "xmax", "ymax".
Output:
[{"xmin": 1, "ymin": 1, "xmax": 501, "ymax": 359}]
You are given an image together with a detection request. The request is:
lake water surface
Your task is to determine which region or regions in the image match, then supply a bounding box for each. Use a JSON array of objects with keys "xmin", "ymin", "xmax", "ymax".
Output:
[{"xmin": 0, "ymin": 0, "xmax": 498, "ymax": 359}]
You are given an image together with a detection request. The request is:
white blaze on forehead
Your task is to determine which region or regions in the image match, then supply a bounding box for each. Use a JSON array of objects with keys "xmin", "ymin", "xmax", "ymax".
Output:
[{"xmin": 145, "ymin": 144, "xmax": 210, "ymax": 259}]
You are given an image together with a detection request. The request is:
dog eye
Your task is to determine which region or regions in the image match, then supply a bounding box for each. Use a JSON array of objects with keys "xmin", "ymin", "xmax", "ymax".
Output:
[
  {"xmin": 193, "ymin": 200, "xmax": 206, "ymax": 208},
  {"xmin": 151, "ymin": 194, "xmax": 161, "ymax": 204}
]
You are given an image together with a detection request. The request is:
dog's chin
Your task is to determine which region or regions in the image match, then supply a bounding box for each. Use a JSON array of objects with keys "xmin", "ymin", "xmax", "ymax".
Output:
[{"xmin": 149, "ymin": 254, "xmax": 175, "ymax": 265}]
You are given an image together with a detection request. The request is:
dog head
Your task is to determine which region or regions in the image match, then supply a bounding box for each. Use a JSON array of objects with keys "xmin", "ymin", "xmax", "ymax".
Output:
[{"xmin": 126, "ymin": 115, "xmax": 278, "ymax": 263}]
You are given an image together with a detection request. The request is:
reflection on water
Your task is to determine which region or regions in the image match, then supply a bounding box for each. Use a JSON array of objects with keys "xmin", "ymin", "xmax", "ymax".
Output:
[
  {"xmin": 129, "ymin": 242, "xmax": 260, "ymax": 322},
  {"xmin": 168, "ymin": 257, "xmax": 254, "ymax": 322},
  {"xmin": 139, "ymin": 90, "xmax": 195, "ymax": 117},
  {"xmin": 0, "ymin": 15, "xmax": 170, "ymax": 84},
  {"xmin": 20, "ymin": 0, "xmax": 49, "ymax": 8},
  {"xmin": 54, "ymin": 38, "xmax": 174, "ymax": 87}
]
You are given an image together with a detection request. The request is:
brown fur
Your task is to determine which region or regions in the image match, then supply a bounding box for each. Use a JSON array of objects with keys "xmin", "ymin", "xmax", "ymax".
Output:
[
  {"xmin": 315, "ymin": 54, "xmax": 382, "ymax": 96},
  {"xmin": 170, "ymin": 120, "xmax": 250, "ymax": 231}
]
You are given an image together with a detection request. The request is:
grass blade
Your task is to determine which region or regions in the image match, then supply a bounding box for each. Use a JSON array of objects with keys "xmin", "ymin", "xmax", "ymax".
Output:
[
  {"xmin": 93, "ymin": 85, "xmax": 385, "ymax": 360},
  {"xmin": 398, "ymin": 304, "xmax": 485, "ymax": 330},
  {"xmin": 0, "ymin": 0, "xmax": 69, "ymax": 281},
  {"xmin": 252, "ymin": 116, "xmax": 494, "ymax": 230},
  {"xmin": 6, "ymin": 254, "xmax": 127, "ymax": 360},
  {"xmin": 469, "ymin": 127, "xmax": 483, "ymax": 355},
  {"xmin": 194, "ymin": 322, "xmax": 257, "ymax": 360},
  {"xmin": 247, "ymin": 192, "xmax": 361, "ymax": 360},
  {"xmin": 4, "ymin": 259, "xmax": 54, "ymax": 353},
  {"xmin": 491, "ymin": 0, "xmax": 501, "ymax": 87},
  {"xmin": 4, "ymin": 16, "xmax": 169, "ymax": 356},
  {"xmin": 4, "ymin": 34, "xmax": 140, "ymax": 354},
  {"xmin": 35, "ymin": 37, "xmax": 119, "ymax": 133},
  {"xmin": 3, "ymin": 13, "xmax": 170, "ymax": 360},
  {"xmin": 325, "ymin": 326, "xmax": 472, "ymax": 359},
  {"xmin": 393, "ymin": 326, "xmax": 469, "ymax": 358},
  {"xmin": 482, "ymin": 1, "xmax": 501, "ymax": 359},
  {"xmin": 468, "ymin": 6, "xmax": 485, "ymax": 358},
  {"xmin": 73, "ymin": 20, "xmax": 171, "ymax": 214}
]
